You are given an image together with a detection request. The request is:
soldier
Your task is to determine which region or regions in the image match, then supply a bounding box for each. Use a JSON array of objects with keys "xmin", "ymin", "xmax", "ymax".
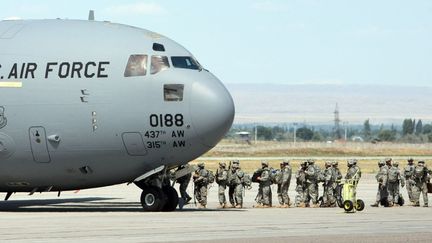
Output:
[
  {"xmin": 228, "ymin": 160, "xmax": 239, "ymax": 208},
  {"xmin": 255, "ymin": 161, "xmax": 272, "ymax": 208},
  {"xmin": 345, "ymin": 159, "xmax": 361, "ymax": 186},
  {"xmin": 277, "ymin": 160, "xmax": 292, "ymax": 208},
  {"xmin": 175, "ymin": 165, "xmax": 192, "ymax": 204},
  {"xmin": 192, "ymin": 163, "xmax": 209, "ymax": 208},
  {"xmin": 295, "ymin": 161, "xmax": 308, "ymax": 207},
  {"xmin": 332, "ymin": 161, "xmax": 343, "ymax": 182},
  {"xmin": 404, "ymin": 158, "xmax": 415, "ymax": 204},
  {"xmin": 332, "ymin": 161, "xmax": 343, "ymax": 206},
  {"xmin": 305, "ymin": 159, "xmax": 319, "ymax": 207},
  {"xmin": 412, "ymin": 161, "xmax": 430, "ymax": 207},
  {"xmin": 216, "ymin": 162, "xmax": 228, "ymax": 208},
  {"xmin": 322, "ymin": 161, "xmax": 336, "ymax": 207},
  {"xmin": 371, "ymin": 160, "xmax": 389, "ymax": 207},
  {"xmin": 228, "ymin": 160, "xmax": 245, "ymax": 208},
  {"xmin": 388, "ymin": 161, "xmax": 405, "ymax": 206}
]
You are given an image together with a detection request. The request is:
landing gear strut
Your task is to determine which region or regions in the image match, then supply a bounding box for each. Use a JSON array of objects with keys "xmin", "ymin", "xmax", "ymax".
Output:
[{"xmin": 135, "ymin": 166, "xmax": 179, "ymax": 212}]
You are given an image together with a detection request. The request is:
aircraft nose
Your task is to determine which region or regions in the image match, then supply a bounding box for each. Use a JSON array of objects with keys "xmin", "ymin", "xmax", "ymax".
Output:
[{"xmin": 190, "ymin": 75, "xmax": 235, "ymax": 148}]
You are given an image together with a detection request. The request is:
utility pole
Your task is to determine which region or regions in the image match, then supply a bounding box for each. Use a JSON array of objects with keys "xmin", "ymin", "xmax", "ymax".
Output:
[
  {"xmin": 334, "ymin": 103, "xmax": 342, "ymax": 140},
  {"xmin": 254, "ymin": 124, "xmax": 257, "ymax": 144},
  {"xmin": 343, "ymin": 121, "xmax": 348, "ymax": 141},
  {"xmin": 293, "ymin": 122, "xmax": 298, "ymax": 145}
]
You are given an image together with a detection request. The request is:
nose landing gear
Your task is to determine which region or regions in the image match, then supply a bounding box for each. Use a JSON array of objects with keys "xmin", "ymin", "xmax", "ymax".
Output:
[{"xmin": 135, "ymin": 166, "xmax": 180, "ymax": 212}]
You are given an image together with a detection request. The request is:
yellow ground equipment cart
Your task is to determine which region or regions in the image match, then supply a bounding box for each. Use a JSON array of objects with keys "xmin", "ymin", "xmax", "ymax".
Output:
[{"xmin": 340, "ymin": 175, "xmax": 365, "ymax": 213}]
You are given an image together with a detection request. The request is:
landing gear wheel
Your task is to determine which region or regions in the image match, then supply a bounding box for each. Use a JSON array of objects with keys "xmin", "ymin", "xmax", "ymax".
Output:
[
  {"xmin": 140, "ymin": 187, "xmax": 166, "ymax": 212},
  {"xmin": 162, "ymin": 186, "xmax": 179, "ymax": 212},
  {"xmin": 343, "ymin": 200, "xmax": 354, "ymax": 212},
  {"xmin": 356, "ymin": 199, "xmax": 365, "ymax": 211}
]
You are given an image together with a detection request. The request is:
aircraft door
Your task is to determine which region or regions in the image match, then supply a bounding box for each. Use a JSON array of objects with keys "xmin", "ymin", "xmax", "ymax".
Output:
[
  {"xmin": 29, "ymin": 126, "xmax": 51, "ymax": 163},
  {"xmin": 122, "ymin": 132, "xmax": 148, "ymax": 156}
]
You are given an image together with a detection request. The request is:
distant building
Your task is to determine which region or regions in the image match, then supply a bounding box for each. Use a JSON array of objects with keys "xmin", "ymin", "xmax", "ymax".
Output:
[{"xmin": 235, "ymin": 131, "xmax": 251, "ymax": 145}]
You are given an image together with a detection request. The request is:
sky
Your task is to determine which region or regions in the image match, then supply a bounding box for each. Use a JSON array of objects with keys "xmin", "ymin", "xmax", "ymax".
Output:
[{"xmin": 1, "ymin": 0, "xmax": 432, "ymax": 87}]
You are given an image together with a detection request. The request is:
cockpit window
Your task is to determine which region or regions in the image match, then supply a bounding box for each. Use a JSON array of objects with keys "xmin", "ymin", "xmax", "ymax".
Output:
[
  {"xmin": 153, "ymin": 43, "xmax": 165, "ymax": 52},
  {"xmin": 151, "ymin": 56, "xmax": 170, "ymax": 75},
  {"xmin": 124, "ymin": 55, "xmax": 147, "ymax": 77},
  {"xmin": 164, "ymin": 84, "xmax": 184, "ymax": 102},
  {"xmin": 171, "ymin": 56, "xmax": 201, "ymax": 70}
]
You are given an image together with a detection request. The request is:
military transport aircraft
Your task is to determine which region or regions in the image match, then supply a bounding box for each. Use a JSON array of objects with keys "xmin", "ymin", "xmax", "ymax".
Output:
[{"xmin": 0, "ymin": 15, "xmax": 234, "ymax": 211}]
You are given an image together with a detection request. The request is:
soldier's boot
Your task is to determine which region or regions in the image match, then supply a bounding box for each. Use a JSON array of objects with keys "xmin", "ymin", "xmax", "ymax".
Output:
[
  {"xmin": 388, "ymin": 202, "xmax": 394, "ymax": 207},
  {"xmin": 313, "ymin": 203, "xmax": 320, "ymax": 208},
  {"xmin": 253, "ymin": 204, "xmax": 262, "ymax": 208},
  {"xmin": 370, "ymin": 202, "xmax": 379, "ymax": 207},
  {"xmin": 423, "ymin": 203, "xmax": 428, "ymax": 207},
  {"xmin": 413, "ymin": 202, "xmax": 420, "ymax": 207},
  {"xmin": 262, "ymin": 204, "xmax": 270, "ymax": 208},
  {"xmin": 217, "ymin": 203, "xmax": 224, "ymax": 209},
  {"xmin": 230, "ymin": 203, "xmax": 236, "ymax": 208},
  {"xmin": 297, "ymin": 202, "xmax": 305, "ymax": 208},
  {"xmin": 235, "ymin": 204, "xmax": 242, "ymax": 209},
  {"xmin": 198, "ymin": 204, "xmax": 206, "ymax": 209}
]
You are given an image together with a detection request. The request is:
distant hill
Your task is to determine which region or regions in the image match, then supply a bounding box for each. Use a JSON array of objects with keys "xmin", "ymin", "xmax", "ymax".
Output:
[{"xmin": 225, "ymin": 84, "xmax": 432, "ymax": 124}]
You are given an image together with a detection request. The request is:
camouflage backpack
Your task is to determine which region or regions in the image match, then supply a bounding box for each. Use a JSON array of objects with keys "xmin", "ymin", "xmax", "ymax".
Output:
[
  {"xmin": 269, "ymin": 168, "xmax": 279, "ymax": 184},
  {"xmin": 273, "ymin": 169, "xmax": 283, "ymax": 184},
  {"xmin": 242, "ymin": 173, "xmax": 252, "ymax": 187},
  {"xmin": 207, "ymin": 170, "xmax": 215, "ymax": 184},
  {"xmin": 388, "ymin": 167, "xmax": 398, "ymax": 183},
  {"xmin": 414, "ymin": 166, "xmax": 425, "ymax": 180}
]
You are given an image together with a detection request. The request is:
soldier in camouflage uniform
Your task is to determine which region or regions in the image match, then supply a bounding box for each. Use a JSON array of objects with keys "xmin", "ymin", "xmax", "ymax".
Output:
[
  {"xmin": 345, "ymin": 159, "xmax": 361, "ymax": 185},
  {"xmin": 175, "ymin": 165, "xmax": 192, "ymax": 204},
  {"xmin": 322, "ymin": 161, "xmax": 336, "ymax": 207},
  {"xmin": 371, "ymin": 160, "xmax": 389, "ymax": 207},
  {"xmin": 404, "ymin": 158, "xmax": 415, "ymax": 204},
  {"xmin": 305, "ymin": 159, "xmax": 319, "ymax": 207},
  {"xmin": 277, "ymin": 160, "xmax": 292, "ymax": 208},
  {"xmin": 228, "ymin": 161, "xmax": 245, "ymax": 208},
  {"xmin": 255, "ymin": 161, "xmax": 272, "ymax": 208},
  {"xmin": 412, "ymin": 161, "xmax": 430, "ymax": 207},
  {"xmin": 388, "ymin": 161, "xmax": 405, "ymax": 206},
  {"xmin": 193, "ymin": 163, "xmax": 209, "ymax": 208},
  {"xmin": 216, "ymin": 162, "xmax": 228, "ymax": 208},
  {"xmin": 228, "ymin": 160, "xmax": 239, "ymax": 207},
  {"xmin": 295, "ymin": 161, "xmax": 308, "ymax": 207},
  {"xmin": 332, "ymin": 161, "xmax": 343, "ymax": 205}
]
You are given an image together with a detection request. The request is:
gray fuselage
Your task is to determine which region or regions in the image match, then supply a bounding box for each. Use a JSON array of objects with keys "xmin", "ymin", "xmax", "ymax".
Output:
[{"xmin": 0, "ymin": 19, "xmax": 234, "ymax": 192}]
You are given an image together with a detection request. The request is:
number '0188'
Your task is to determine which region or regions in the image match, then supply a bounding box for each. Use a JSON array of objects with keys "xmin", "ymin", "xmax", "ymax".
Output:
[{"xmin": 150, "ymin": 114, "xmax": 184, "ymax": 127}]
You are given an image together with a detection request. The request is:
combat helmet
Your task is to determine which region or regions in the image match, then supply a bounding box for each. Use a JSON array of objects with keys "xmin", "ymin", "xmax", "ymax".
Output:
[
  {"xmin": 261, "ymin": 160, "xmax": 269, "ymax": 167},
  {"xmin": 378, "ymin": 160, "xmax": 385, "ymax": 166},
  {"xmin": 325, "ymin": 161, "xmax": 332, "ymax": 167},
  {"xmin": 393, "ymin": 161, "xmax": 399, "ymax": 167},
  {"xmin": 219, "ymin": 162, "xmax": 226, "ymax": 167},
  {"xmin": 332, "ymin": 161, "xmax": 338, "ymax": 166},
  {"xmin": 198, "ymin": 162, "xmax": 205, "ymax": 168}
]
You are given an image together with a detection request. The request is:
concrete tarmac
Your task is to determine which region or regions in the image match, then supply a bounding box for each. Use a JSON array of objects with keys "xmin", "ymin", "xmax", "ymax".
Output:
[{"xmin": 0, "ymin": 174, "xmax": 431, "ymax": 242}]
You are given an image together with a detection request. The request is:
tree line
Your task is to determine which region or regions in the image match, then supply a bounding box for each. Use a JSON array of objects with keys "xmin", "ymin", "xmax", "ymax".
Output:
[{"xmin": 228, "ymin": 118, "xmax": 432, "ymax": 143}]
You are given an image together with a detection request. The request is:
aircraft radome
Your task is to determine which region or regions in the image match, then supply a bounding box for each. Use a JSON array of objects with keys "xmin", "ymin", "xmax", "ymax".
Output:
[{"xmin": 0, "ymin": 14, "xmax": 235, "ymax": 211}]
